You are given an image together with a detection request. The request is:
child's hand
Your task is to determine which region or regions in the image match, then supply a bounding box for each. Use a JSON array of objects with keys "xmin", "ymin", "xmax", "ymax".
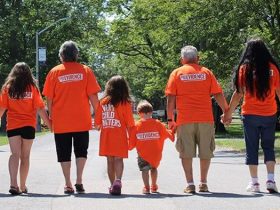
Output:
[{"xmin": 93, "ymin": 125, "xmax": 101, "ymax": 130}]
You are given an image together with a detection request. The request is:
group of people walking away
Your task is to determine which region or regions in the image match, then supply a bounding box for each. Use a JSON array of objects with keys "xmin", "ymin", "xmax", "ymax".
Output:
[{"xmin": 0, "ymin": 38, "xmax": 279, "ymax": 196}]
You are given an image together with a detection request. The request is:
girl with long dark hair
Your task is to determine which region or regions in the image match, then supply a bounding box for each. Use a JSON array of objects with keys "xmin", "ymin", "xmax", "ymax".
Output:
[
  {"xmin": 223, "ymin": 39, "xmax": 280, "ymax": 193},
  {"xmin": 0, "ymin": 62, "xmax": 51, "ymax": 195},
  {"xmin": 94, "ymin": 75, "xmax": 135, "ymax": 195}
]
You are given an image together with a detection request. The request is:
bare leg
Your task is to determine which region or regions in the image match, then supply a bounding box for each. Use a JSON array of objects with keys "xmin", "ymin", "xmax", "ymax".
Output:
[
  {"xmin": 142, "ymin": 170, "xmax": 150, "ymax": 187},
  {"xmin": 200, "ymin": 159, "xmax": 211, "ymax": 183},
  {"xmin": 114, "ymin": 157, "xmax": 124, "ymax": 180},
  {"xmin": 181, "ymin": 158, "xmax": 193, "ymax": 184},
  {"xmin": 19, "ymin": 139, "xmax": 33, "ymax": 191},
  {"xmin": 249, "ymin": 165, "xmax": 258, "ymax": 178},
  {"xmin": 8, "ymin": 136, "xmax": 22, "ymax": 188},
  {"xmin": 265, "ymin": 161, "xmax": 275, "ymax": 174},
  {"xmin": 61, "ymin": 161, "xmax": 72, "ymax": 187},
  {"xmin": 107, "ymin": 156, "xmax": 115, "ymax": 185},
  {"xmin": 76, "ymin": 157, "xmax": 86, "ymax": 184},
  {"xmin": 150, "ymin": 168, "xmax": 158, "ymax": 187}
]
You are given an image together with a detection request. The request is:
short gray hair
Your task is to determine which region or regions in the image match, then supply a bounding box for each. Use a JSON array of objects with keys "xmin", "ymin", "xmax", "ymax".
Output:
[
  {"xmin": 181, "ymin": 45, "xmax": 198, "ymax": 63},
  {"xmin": 59, "ymin": 40, "xmax": 79, "ymax": 62}
]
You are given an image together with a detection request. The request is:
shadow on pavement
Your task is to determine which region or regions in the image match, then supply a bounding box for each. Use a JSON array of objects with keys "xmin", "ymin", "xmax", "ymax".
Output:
[
  {"xmin": 24, "ymin": 193, "xmax": 70, "ymax": 198},
  {"xmin": 73, "ymin": 192, "xmax": 188, "ymax": 199},
  {"xmin": 195, "ymin": 192, "xmax": 265, "ymax": 198}
]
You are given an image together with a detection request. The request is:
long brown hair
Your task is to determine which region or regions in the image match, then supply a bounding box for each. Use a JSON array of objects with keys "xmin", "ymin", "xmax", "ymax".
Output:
[
  {"xmin": 104, "ymin": 75, "xmax": 131, "ymax": 106},
  {"xmin": 2, "ymin": 62, "xmax": 37, "ymax": 99}
]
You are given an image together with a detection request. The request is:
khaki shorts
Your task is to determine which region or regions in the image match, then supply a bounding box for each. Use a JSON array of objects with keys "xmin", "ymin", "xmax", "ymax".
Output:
[{"xmin": 176, "ymin": 123, "xmax": 215, "ymax": 159}]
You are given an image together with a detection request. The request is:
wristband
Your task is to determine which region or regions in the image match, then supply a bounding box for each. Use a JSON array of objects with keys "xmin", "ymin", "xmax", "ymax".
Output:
[{"xmin": 167, "ymin": 119, "xmax": 173, "ymax": 122}]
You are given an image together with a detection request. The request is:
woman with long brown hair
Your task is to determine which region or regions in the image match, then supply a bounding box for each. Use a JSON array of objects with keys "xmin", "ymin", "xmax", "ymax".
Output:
[{"xmin": 0, "ymin": 62, "xmax": 51, "ymax": 195}]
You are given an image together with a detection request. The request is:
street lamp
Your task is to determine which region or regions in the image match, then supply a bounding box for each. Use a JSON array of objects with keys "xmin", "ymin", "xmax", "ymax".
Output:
[
  {"xmin": 35, "ymin": 17, "xmax": 69, "ymax": 131},
  {"xmin": 35, "ymin": 17, "xmax": 69, "ymax": 89}
]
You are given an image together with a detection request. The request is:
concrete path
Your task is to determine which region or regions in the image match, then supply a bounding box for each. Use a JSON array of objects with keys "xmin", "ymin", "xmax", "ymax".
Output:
[{"xmin": 0, "ymin": 131, "xmax": 279, "ymax": 210}]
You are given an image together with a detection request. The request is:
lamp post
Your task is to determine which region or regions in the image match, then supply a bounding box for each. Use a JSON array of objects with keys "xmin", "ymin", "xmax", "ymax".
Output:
[{"xmin": 35, "ymin": 17, "xmax": 69, "ymax": 131}]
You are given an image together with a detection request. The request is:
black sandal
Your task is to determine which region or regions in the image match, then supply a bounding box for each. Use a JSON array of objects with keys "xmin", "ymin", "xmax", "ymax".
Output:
[
  {"xmin": 9, "ymin": 186, "xmax": 22, "ymax": 195},
  {"xmin": 74, "ymin": 184, "xmax": 85, "ymax": 194},
  {"xmin": 22, "ymin": 187, "xmax": 28, "ymax": 194},
  {"xmin": 64, "ymin": 186, "xmax": 74, "ymax": 194}
]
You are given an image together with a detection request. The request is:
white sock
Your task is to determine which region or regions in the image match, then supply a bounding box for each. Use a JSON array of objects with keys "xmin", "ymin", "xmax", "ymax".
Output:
[
  {"xmin": 251, "ymin": 177, "xmax": 259, "ymax": 184},
  {"xmin": 267, "ymin": 173, "xmax": 275, "ymax": 182},
  {"xmin": 187, "ymin": 182, "xmax": 194, "ymax": 186}
]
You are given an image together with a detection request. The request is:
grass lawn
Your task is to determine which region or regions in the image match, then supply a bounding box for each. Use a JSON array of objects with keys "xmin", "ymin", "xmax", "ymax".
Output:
[
  {"xmin": 0, "ymin": 132, "xmax": 8, "ymax": 146},
  {"xmin": 216, "ymin": 116, "xmax": 280, "ymax": 160},
  {"xmin": 0, "ymin": 129, "xmax": 50, "ymax": 146}
]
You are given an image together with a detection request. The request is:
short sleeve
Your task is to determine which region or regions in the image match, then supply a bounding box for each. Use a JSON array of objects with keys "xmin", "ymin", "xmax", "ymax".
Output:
[
  {"xmin": 273, "ymin": 66, "xmax": 280, "ymax": 88},
  {"xmin": 128, "ymin": 126, "xmax": 137, "ymax": 150},
  {"xmin": 159, "ymin": 122, "xmax": 174, "ymax": 142},
  {"xmin": 94, "ymin": 102, "xmax": 102, "ymax": 126},
  {"xmin": 0, "ymin": 89, "xmax": 8, "ymax": 109},
  {"xmin": 33, "ymin": 86, "xmax": 45, "ymax": 109},
  {"xmin": 209, "ymin": 71, "xmax": 222, "ymax": 95},
  {"xmin": 124, "ymin": 102, "xmax": 135, "ymax": 128},
  {"xmin": 42, "ymin": 71, "xmax": 55, "ymax": 99},
  {"xmin": 86, "ymin": 67, "xmax": 101, "ymax": 95},
  {"xmin": 165, "ymin": 71, "xmax": 177, "ymax": 96}
]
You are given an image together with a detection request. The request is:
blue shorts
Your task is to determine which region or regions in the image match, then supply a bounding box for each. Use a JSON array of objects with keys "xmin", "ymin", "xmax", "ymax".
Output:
[{"xmin": 242, "ymin": 114, "xmax": 276, "ymax": 165}]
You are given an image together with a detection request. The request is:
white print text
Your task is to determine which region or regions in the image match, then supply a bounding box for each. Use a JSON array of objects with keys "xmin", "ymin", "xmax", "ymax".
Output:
[
  {"xmin": 180, "ymin": 73, "xmax": 206, "ymax": 81},
  {"xmin": 58, "ymin": 74, "xmax": 83, "ymax": 83},
  {"xmin": 102, "ymin": 104, "xmax": 121, "ymax": 128},
  {"xmin": 136, "ymin": 132, "xmax": 160, "ymax": 141}
]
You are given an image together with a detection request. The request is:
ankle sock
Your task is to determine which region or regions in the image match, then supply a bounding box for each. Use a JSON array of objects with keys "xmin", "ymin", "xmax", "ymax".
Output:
[
  {"xmin": 251, "ymin": 177, "xmax": 259, "ymax": 184},
  {"xmin": 267, "ymin": 173, "xmax": 275, "ymax": 182}
]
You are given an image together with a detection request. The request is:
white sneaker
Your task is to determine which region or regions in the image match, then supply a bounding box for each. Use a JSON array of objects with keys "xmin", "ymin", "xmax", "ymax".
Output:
[
  {"xmin": 246, "ymin": 182, "xmax": 260, "ymax": 192},
  {"xmin": 266, "ymin": 180, "xmax": 278, "ymax": 193}
]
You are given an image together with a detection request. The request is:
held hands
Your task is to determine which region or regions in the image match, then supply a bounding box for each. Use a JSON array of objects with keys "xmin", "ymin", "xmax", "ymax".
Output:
[
  {"xmin": 220, "ymin": 111, "xmax": 232, "ymax": 126},
  {"xmin": 168, "ymin": 120, "xmax": 177, "ymax": 133}
]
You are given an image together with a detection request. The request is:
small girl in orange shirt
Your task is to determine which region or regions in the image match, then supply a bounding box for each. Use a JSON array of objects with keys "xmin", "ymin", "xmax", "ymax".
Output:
[{"xmin": 94, "ymin": 75, "xmax": 135, "ymax": 195}]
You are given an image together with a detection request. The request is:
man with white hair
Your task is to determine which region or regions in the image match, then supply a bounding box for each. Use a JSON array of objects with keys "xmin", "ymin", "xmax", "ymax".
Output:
[{"xmin": 165, "ymin": 45, "xmax": 228, "ymax": 193}]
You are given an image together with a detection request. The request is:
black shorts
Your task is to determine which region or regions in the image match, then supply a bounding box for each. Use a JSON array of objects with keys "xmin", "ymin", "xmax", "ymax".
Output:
[
  {"xmin": 54, "ymin": 131, "xmax": 89, "ymax": 162},
  {"xmin": 7, "ymin": 126, "xmax": 35, "ymax": 140}
]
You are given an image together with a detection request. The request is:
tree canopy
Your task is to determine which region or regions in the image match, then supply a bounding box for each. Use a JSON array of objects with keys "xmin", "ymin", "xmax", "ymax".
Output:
[{"xmin": 0, "ymin": 0, "xmax": 280, "ymax": 108}]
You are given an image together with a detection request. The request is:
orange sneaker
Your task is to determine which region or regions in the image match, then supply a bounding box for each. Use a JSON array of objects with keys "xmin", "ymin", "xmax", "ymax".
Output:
[
  {"xmin": 151, "ymin": 184, "xmax": 158, "ymax": 193},
  {"xmin": 142, "ymin": 186, "xmax": 150, "ymax": 194}
]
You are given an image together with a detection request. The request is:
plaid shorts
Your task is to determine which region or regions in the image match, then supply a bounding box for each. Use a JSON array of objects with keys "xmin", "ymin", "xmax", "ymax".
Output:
[{"xmin": 137, "ymin": 156, "xmax": 153, "ymax": 171}]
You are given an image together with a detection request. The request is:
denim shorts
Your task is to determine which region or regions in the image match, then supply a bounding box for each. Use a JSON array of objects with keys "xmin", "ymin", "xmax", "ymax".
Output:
[{"xmin": 242, "ymin": 114, "xmax": 276, "ymax": 165}]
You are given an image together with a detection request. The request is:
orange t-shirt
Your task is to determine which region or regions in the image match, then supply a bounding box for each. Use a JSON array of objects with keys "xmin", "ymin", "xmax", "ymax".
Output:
[
  {"xmin": 43, "ymin": 62, "xmax": 101, "ymax": 133},
  {"xmin": 165, "ymin": 64, "xmax": 222, "ymax": 125},
  {"xmin": 129, "ymin": 118, "xmax": 174, "ymax": 168},
  {"xmin": 0, "ymin": 85, "xmax": 45, "ymax": 130},
  {"xmin": 239, "ymin": 63, "xmax": 280, "ymax": 116},
  {"xmin": 95, "ymin": 97, "xmax": 135, "ymax": 158}
]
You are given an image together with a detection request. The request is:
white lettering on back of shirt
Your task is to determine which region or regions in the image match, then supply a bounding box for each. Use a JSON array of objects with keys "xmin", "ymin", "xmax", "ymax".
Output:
[
  {"xmin": 180, "ymin": 73, "xmax": 206, "ymax": 81},
  {"xmin": 58, "ymin": 73, "xmax": 83, "ymax": 83},
  {"xmin": 136, "ymin": 132, "xmax": 160, "ymax": 141}
]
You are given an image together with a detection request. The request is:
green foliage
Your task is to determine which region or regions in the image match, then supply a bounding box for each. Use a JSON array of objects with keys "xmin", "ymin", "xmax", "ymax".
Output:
[{"xmin": 0, "ymin": 0, "xmax": 280, "ymax": 107}]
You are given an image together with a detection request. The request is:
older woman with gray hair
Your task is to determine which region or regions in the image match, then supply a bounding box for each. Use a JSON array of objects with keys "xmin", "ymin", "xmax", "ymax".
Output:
[
  {"xmin": 43, "ymin": 41, "xmax": 101, "ymax": 194},
  {"xmin": 165, "ymin": 45, "xmax": 228, "ymax": 193}
]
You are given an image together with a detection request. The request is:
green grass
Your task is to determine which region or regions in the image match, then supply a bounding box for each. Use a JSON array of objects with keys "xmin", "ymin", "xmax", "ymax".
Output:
[
  {"xmin": 0, "ymin": 132, "xmax": 8, "ymax": 146},
  {"xmin": 215, "ymin": 116, "xmax": 280, "ymax": 160},
  {"xmin": 0, "ymin": 130, "xmax": 50, "ymax": 146}
]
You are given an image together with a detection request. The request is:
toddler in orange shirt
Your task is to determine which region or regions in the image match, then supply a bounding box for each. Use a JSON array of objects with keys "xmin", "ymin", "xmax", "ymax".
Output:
[{"xmin": 129, "ymin": 100, "xmax": 174, "ymax": 194}]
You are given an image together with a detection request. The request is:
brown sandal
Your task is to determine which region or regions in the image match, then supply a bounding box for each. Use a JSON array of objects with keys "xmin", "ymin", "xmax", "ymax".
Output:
[{"xmin": 64, "ymin": 186, "xmax": 74, "ymax": 194}]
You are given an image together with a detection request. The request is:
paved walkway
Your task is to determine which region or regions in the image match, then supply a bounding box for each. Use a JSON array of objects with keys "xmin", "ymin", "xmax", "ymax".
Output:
[{"xmin": 0, "ymin": 131, "xmax": 279, "ymax": 210}]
